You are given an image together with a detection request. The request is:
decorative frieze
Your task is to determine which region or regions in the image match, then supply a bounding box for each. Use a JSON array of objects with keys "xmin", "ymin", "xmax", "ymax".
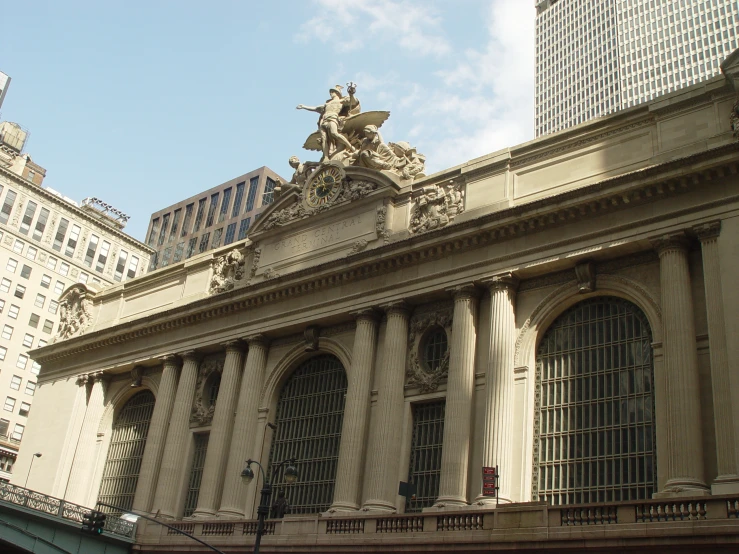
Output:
[{"xmin": 409, "ymin": 181, "xmax": 464, "ymax": 235}]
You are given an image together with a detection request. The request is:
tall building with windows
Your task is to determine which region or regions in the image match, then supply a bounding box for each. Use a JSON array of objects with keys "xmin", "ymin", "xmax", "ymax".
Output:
[
  {"xmin": 145, "ymin": 166, "xmax": 285, "ymax": 270},
  {"xmin": 535, "ymin": 0, "xmax": 739, "ymax": 136},
  {"xmin": 0, "ymin": 121, "xmax": 152, "ymax": 480}
]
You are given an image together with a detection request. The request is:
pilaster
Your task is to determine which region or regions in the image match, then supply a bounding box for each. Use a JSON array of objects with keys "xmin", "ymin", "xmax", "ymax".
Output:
[
  {"xmin": 132, "ymin": 355, "xmax": 182, "ymax": 513},
  {"xmin": 152, "ymin": 351, "xmax": 201, "ymax": 518},
  {"xmin": 331, "ymin": 309, "xmax": 379, "ymax": 512},
  {"xmin": 436, "ymin": 285, "xmax": 478, "ymax": 507},
  {"xmin": 694, "ymin": 222, "xmax": 739, "ymax": 494},
  {"xmin": 478, "ymin": 273, "xmax": 518, "ymax": 504},
  {"xmin": 218, "ymin": 336, "xmax": 270, "ymax": 519},
  {"xmin": 650, "ymin": 232, "xmax": 709, "ymax": 495},
  {"xmin": 362, "ymin": 302, "xmax": 409, "ymax": 512},
  {"xmin": 65, "ymin": 372, "xmax": 107, "ymax": 506}
]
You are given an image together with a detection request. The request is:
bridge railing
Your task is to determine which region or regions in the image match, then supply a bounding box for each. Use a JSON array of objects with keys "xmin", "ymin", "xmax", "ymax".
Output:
[{"xmin": 0, "ymin": 482, "xmax": 136, "ymax": 539}]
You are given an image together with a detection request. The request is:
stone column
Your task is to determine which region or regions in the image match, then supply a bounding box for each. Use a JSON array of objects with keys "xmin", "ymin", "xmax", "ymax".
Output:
[
  {"xmin": 65, "ymin": 372, "xmax": 107, "ymax": 506},
  {"xmin": 192, "ymin": 342, "xmax": 246, "ymax": 517},
  {"xmin": 52, "ymin": 375, "xmax": 89, "ymax": 498},
  {"xmin": 151, "ymin": 351, "xmax": 201, "ymax": 518},
  {"xmin": 331, "ymin": 310, "xmax": 379, "ymax": 512},
  {"xmin": 218, "ymin": 336, "xmax": 269, "ymax": 518},
  {"xmin": 694, "ymin": 222, "xmax": 739, "ymax": 493},
  {"xmin": 651, "ymin": 233, "xmax": 708, "ymax": 494},
  {"xmin": 478, "ymin": 274, "xmax": 518, "ymax": 503},
  {"xmin": 362, "ymin": 302, "xmax": 409, "ymax": 512},
  {"xmin": 436, "ymin": 285, "xmax": 478, "ymax": 507},
  {"xmin": 132, "ymin": 356, "xmax": 181, "ymax": 514}
]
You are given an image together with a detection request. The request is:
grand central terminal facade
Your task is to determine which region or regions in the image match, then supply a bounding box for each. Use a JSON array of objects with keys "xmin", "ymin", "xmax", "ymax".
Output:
[{"xmin": 12, "ymin": 53, "xmax": 739, "ymax": 552}]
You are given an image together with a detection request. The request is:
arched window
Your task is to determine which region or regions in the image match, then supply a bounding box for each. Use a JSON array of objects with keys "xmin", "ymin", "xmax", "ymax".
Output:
[
  {"xmin": 268, "ymin": 355, "xmax": 347, "ymax": 514},
  {"xmin": 533, "ymin": 297, "xmax": 656, "ymax": 505},
  {"xmin": 98, "ymin": 390, "xmax": 155, "ymax": 513}
]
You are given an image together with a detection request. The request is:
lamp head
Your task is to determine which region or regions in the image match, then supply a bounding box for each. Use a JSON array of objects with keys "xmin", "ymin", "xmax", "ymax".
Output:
[
  {"xmin": 33, "ymin": 453, "xmax": 42, "ymax": 458},
  {"xmin": 241, "ymin": 464, "xmax": 255, "ymax": 485},
  {"xmin": 284, "ymin": 461, "xmax": 298, "ymax": 485}
]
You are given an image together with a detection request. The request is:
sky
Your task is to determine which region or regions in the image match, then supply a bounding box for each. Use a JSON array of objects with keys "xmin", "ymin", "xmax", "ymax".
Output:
[{"xmin": 0, "ymin": 0, "xmax": 535, "ymax": 243}]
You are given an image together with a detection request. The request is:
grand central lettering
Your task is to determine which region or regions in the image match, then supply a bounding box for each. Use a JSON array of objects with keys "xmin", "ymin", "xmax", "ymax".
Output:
[{"xmin": 274, "ymin": 216, "xmax": 363, "ymax": 254}]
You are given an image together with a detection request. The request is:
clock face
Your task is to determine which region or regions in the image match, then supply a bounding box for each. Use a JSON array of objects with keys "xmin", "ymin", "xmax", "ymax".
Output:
[{"xmin": 306, "ymin": 166, "xmax": 343, "ymax": 207}]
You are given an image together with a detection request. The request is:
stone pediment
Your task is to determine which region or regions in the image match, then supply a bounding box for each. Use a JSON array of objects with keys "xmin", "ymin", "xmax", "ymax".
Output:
[{"xmin": 246, "ymin": 162, "xmax": 398, "ymax": 282}]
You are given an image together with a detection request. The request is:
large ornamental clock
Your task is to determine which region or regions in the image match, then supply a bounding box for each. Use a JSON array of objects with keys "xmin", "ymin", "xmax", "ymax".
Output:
[{"xmin": 305, "ymin": 164, "xmax": 344, "ymax": 207}]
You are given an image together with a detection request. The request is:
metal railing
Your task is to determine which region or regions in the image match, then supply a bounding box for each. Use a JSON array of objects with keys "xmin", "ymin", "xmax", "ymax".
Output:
[{"xmin": 0, "ymin": 483, "xmax": 136, "ymax": 539}]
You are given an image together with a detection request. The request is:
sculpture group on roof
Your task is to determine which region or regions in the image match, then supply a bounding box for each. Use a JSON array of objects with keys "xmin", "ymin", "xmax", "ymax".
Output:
[{"xmin": 293, "ymin": 82, "xmax": 426, "ymax": 183}]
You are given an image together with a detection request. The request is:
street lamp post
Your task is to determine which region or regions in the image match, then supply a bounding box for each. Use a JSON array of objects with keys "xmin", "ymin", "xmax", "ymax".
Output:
[
  {"xmin": 24, "ymin": 452, "xmax": 42, "ymax": 488},
  {"xmin": 241, "ymin": 457, "xmax": 298, "ymax": 554}
]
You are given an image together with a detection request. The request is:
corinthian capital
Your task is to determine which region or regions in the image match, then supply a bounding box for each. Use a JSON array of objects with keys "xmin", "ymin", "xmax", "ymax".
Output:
[
  {"xmin": 649, "ymin": 231, "xmax": 690, "ymax": 255},
  {"xmin": 481, "ymin": 272, "xmax": 519, "ymax": 293},
  {"xmin": 693, "ymin": 221, "xmax": 721, "ymax": 241}
]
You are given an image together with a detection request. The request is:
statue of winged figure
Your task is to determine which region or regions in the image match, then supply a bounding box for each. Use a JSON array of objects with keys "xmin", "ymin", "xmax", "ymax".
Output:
[{"xmin": 297, "ymin": 83, "xmax": 390, "ymax": 163}]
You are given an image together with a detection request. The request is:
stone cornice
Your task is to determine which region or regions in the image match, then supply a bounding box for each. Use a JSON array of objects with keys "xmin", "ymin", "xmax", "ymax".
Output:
[
  {"xmin": 0, "ymin": 165, "xmax": 154, "ymax": 253},
  {"xmin": 31, "ymin": 142, "xmax": 739, "ymax": 365}
]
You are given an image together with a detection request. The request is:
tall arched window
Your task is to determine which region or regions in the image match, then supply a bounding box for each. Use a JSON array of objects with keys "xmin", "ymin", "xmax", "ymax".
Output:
[
  {"xmin": 269, "ymin": 355, "xmax": 347, "ymax": 514},
  {"xmin": 533, "ymin": 297, "xmax": 656, "ymax": 505},
  {"xmin": 98, "ymin": 390, "xmax": 155, "ymax": 513}
]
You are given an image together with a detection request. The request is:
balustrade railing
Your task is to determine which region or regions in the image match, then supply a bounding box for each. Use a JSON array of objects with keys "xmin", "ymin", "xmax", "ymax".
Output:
[
  {"xmin": 635, "ymin": 500, "xmax": 707, "ymax": 522},
  {"xmin": 437, "ymin": 513, "xmax": 483, "ymax": 531},
  {"xmin": 727, "ymin": 498, "xmax": 739, "ymax": 518},
  {"xmin": 326, "ymin": 518, "xmax": 365, "ymax": 534},
  {"xmin": 202, "ymin": 522, "xmax": 235, "ymax": 536},
  {"xmin": 561, "ymin": 505, "xmax": 618, "ymax": 525},
  {"xmin": 0, "ymin": 482, "xmax": 136, "ymax": 539},
  {"xmin": 376, "ymin": 515, "xmax": 423, "ymax": 533},
  {"xmin": 243, "ymin": 520, "xmax": 276, "ymax": 535}
]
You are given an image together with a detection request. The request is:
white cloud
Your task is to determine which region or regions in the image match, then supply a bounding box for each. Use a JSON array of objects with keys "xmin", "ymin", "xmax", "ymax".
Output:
[
  {"xmin": 296, "ymin": 0, "xmax": 535, "ymax": 173},
  {"xmin": 295, "ymin": 0, "xmax": 451, "ymax": 56}
]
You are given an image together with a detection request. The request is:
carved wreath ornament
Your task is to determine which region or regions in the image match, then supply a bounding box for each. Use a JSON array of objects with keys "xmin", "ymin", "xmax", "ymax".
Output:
[
  {"xmin": 209, "ymin": 248, "xmax": 246, "ymax": 294},
  {"xmin": 190, "ymin": 355, "xmax": 224, "ymax": 427},
  {"xmin": 53, "ymin": 285, "xmax": 93, "ymax": 343},
  {"xmin": 405, "ymin": 309, "xmax": 453, "ymax": 392}
]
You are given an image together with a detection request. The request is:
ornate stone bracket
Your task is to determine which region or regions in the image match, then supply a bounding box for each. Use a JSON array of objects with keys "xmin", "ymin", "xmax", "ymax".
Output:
[
  {"xmin": 405, "ymin": 307, "xmax": 454, "ymax": 392},
  {"xmin": 575, "ymin": 261, "xmax": 596, "ymax": 293},
  {"xmin": 304, "ymin": 326, "xmax": 320, "ymax": 351},
  {"xmin": 53, "ymin": 284, "xmax": 93, "ymax": 343},
  {"xmin": 190, "ymin": 355, "xmax": 225, "ymax": 427},
  {"xmin": 731, "ymin": 100, "xmax": 739, "ymax": 140},
  {"xmin": 209, "ymin": 248, "xmax": 246, "ymax": 294}
]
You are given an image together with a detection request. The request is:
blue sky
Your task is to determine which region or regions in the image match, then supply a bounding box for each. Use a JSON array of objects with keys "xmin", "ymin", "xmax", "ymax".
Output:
[{"xmin": 0, "ymin": 0, "xmax": 534, "ymax": 242}]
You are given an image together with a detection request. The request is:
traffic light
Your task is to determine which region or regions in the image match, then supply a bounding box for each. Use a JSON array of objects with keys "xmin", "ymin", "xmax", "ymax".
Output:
[
  {"xmin": 92, "ymin": 511, "xmax": 106, "ymax": 535},
  {"xmin": 80, "ymin": 510, "xmax": 106, "ymax": 535}
]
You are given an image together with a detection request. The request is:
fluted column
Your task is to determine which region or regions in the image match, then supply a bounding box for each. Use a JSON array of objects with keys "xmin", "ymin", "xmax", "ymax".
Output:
[
  {"xmin": 694, "ymin": 222, "xmax": 739, "ymax": 493},
  {"xmin": 65, "ymin": 372, "xmax": 107, "ymax": 506},
  {"xmin": 331, "ymin": 310, "xmax": 379, "ymax": 512},
  {"xmin": 193, "ymin": 342, "xmax": 246, "ymax": 517},
  {"xmin": 436, "ymin": 285, "xmax": 478, "ymax": 506},
  {"xmin": 218, "ymin": 336, "xmax": 269, "ymax": 518},
  {"xmin": 478, "ymin": 274, "xmax": 518, "ymax": 503},
  {"xmin": 52, "ymin": 375, "xmax": 89, "ymax": 498},
  {"xmin": 362, "ymin": 302, "xmax": 409, "ymax": 512},
  {"xmin": 651, "ymin": 233, "xmax": 708, "ymax": 493},
  {"xmin": 132, "ymin": 355, "xmax": 181, "ymax": 513},
  {"xmin": 152, "ymin": 351, "xmax": 201, "ymax": 518}
]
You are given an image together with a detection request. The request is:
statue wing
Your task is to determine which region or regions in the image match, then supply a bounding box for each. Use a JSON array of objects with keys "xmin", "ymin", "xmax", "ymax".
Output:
[
  {"xmin": 302, "ymin": 131, "xmax": 323, "ymax": 151},
  {"xmin": 341, "ymin": 111, "xmax": 391, "ymax": 136}
]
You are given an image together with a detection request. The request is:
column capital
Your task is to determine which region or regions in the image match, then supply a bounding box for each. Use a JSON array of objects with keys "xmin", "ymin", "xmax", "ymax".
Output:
[
  {"xmin": 650, "ymin": 231, "xmax": 690, "ymax": 255},
  {"xmin": 447, "ymin": 284, "xmax": 479, "ymax": 301},
  {"xmin": 245, "ymin": 334, "xmax": 269, "ymax": 349},
  {"xmin": 89, "ymin": 371, "xmax": 108, "ymax": 384},
  {"xmin": 693, "ymin": 221, "xmax": 721, "ymax": 241},
  {"xmin": 221, "ymin": 340, "xmax": 245, "ymax": 354},
  {"xmin": 380, "ymin": 300, "xmax": 410, "ymax": 317},
  {"xmin": 160, "ymin": 354, "xmax": 181, "ymax": 367},
  {"xmin": 352, "ymin": 308, "xmax": 379, "ymax": 323},
  {"xmin": 178, "ymin": 350, "xmax": 201, "ymax": 363},
  {"xmin": 480, "ymin": 272, "xmax": 519, "ymax": 292},
  {"xmin": 75, "ymin": 374, "xmax": 89, "ymax": 387}
]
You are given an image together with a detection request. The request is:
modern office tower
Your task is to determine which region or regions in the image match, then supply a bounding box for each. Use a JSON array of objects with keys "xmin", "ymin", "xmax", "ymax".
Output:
[
  {"xmin": 535, "ymin": 0, "xmax": 739, "ymax": 136},
  {"xmin": 0, "ymin": 122, "xmax": 152, "ymax": 480},
  {"xmin": 145, "ymin": 166, "xmax": 285, "ymax": 270}
]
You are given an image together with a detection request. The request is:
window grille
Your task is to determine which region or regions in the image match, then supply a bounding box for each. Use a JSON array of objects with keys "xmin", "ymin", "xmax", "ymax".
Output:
[
  {"xmin": 184, "ymin": 433, "xmax": 210, "ymax": 517},
  {"xmin": 268, "ymin": 355, "xmax": 347, "ymax": 514},
  {"xmin": 98, "ymin": 391, "xmax": 155, "ymax": 515},
  {"xmin": 406, "ymin": 400, "xmax": 445, "ymax": 513},
  {"xmin": 533, "ymin": 297, "xmax": 656, "ymax": 505},
  {"xmin": 423, "ymin": 328, "xmax": 448, "ymax": 371}
]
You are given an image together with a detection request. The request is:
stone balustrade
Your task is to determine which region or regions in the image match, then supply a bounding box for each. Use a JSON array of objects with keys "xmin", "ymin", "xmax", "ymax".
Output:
[{"xmin": 135, "ymin": 496, "xmax": 739, "ymax": 551}]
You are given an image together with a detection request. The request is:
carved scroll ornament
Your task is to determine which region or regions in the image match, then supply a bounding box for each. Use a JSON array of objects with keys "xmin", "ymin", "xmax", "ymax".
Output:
[
  {"xmin": 406, "ymin": 308, "xmax": 453, "ymax": 392},
  {"xmin": 209, "ymin": 248, "xmax": 246, "ymax": 294},
  {"xmin": 190, "ymin": 356, "xmax": 225, "ymax": 427},
  {"xmin": 409, "ymin": 181, "xmax": 465, "ymax": 235},
  {"xmin": 53, "ymin": 285, "xmax": 93, "ymax": 343}
]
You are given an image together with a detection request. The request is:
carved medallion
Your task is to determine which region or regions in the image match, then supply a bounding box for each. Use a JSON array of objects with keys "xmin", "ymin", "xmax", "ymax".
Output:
[
  {"xmin": 306, "ymin": 165, "xmax": 344, "ymax": 207},
  {"xmin": 53, "ymin": 285, "xmax": 93, "ymax": 343},
  {"xmin": 406, "ymin": 307, "xmax": 453, "ymax": 392},
  {"xmin": 209, "ymin": 248, "xmax": 246, "ymax": 294},
  {"xmin": 190, "ymin": 355, "xmax": 225, "ymax": 427}
]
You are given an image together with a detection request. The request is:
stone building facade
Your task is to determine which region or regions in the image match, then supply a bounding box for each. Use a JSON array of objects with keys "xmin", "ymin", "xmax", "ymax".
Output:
[{"xmin": 12, "ymin": 54, "xmax": 739, "ymax": 552}]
